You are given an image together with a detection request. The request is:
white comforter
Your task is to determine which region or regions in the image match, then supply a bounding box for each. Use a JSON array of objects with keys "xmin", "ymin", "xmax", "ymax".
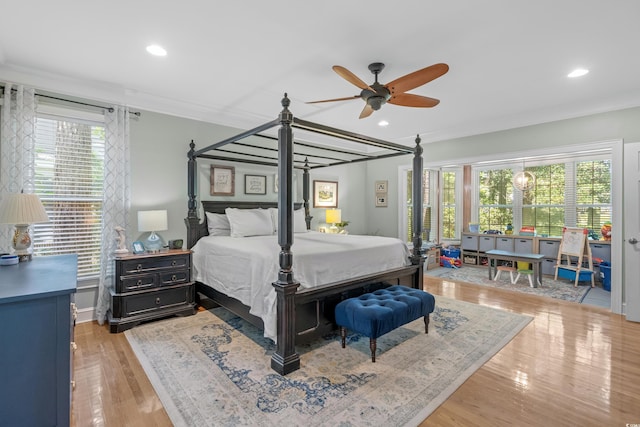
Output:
[{"xmin": 191, "ymin": 231, "xmax": 411, "ymax": 341}]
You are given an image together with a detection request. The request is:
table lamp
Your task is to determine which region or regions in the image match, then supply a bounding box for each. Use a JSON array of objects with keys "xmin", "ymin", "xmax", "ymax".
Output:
[
  {"xmin": 138, "ymin": 210, "xmax": 168, "ymax": 253},
  {"xmin": 0, "ymin": 192, "xmax": 50, "ymax": 261},
  {"xmin": 325, "ymin": 208, "xmax": 341, "ymax": 234}
]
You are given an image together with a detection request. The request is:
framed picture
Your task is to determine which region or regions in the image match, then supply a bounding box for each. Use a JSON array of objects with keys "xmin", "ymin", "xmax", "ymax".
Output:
[
  {"xmin": 210, "ymin": 165, "xmax": 235, "ymax": 196},
  {"xmin": 375, "ymin": 195, "xmax": 388, "ymax": 207},
  {"xmin": 375, "ymin": 180, "xmax": 388, "ymax": 193},
  {"xmin": 313, "ymin": 180, "xmax": 338, "ymax": 208},
  {"xmin": 245, "ymin": 174, "xmax": 267, "ymax": 195},
  {"xmin": 132, "ymin": 241, "xmax": 145, "ymax": 254}
]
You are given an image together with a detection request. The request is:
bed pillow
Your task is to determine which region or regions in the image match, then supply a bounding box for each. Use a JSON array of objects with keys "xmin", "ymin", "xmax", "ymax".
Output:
[
  {"xmin": 269, "ymin": 207, "xmax": 308, "ymax": 233},
  {"xmin": 225, "ymin": 208, "xmax": 274, "ymax": 237},
  {"xmin": 205, "ymin": 212, "xmax": 231, "ymax": 236}
]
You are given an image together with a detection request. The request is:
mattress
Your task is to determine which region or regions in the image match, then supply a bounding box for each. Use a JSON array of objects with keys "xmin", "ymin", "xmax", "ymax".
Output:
[{"xmin": 191, "ymin": 231, "xmax": 411, "ymax": 341}]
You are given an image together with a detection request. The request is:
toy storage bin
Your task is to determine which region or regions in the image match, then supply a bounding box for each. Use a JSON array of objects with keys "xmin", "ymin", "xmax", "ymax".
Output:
[
  {"xmin": 599, "ymin": 262, "xmax": 611, "ymax": 291},
  {"xmin": 441, "ymin": 248, "xmax": 461, "ymax": 259}
]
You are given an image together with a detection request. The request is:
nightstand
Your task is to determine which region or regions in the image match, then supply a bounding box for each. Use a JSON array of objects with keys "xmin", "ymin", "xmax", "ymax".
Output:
[{"xmin": 108, "ymin": 249, "xmax": 196, "ymax": 333}]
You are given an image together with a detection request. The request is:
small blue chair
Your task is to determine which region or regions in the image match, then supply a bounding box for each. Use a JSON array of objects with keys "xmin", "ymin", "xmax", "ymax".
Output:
[{"xmin": 335, "ymin": 285, "xmax": 436, "ymax": 362}]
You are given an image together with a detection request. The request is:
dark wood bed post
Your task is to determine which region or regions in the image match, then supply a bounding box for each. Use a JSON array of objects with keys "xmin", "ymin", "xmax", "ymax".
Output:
[
  {"xmin": 410, "ymin": 135, "xmax": 425, "ymax": 289},
  {"xmin": 186, "ymin": 140, "xmax": 200, "ymax": 249},
  {"xmin": 303, "ymin": 157, "xmax": 312, "ymax": 229},
  {"xmin": 271, "ymin": 94, "xmax": 301, "ymax": 375}
]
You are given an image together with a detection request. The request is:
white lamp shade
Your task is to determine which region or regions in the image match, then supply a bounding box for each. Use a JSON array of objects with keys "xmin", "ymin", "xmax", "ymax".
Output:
[
  {"xmin": 0, "ymin": 193, "xmax": 49, "ymax": 225},
  {"xmin": 138, "ymin": 210, "xmax": 168, "ymax": 232},
  {"xmin": 325, "ymin": 209, "xmax": 341, "ymax": 224}
]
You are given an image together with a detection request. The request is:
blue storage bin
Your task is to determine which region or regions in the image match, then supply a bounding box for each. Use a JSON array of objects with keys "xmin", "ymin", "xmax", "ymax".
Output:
[
  {"xmin": 442, "ymin": 248, "xmax": 461, "ymax": 259},
  {"xmin": 599, "ymin": 262, "xmax": 611, "ymax": 292},
  {"xmin": 557, "ymin": 267, "xmax": 593, "ymax": 283}
]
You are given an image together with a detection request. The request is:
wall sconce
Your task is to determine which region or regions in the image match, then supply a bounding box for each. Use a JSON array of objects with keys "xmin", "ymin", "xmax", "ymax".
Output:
[
  {"xmin": 137, "ymin": 210, "xmax": 168, "ymax": 253},
  {"xmin": 325, "ymin": 208, "xmax": 341, "ymax": 234},
  {"xmin": 0, "ymin": 192, "xmax": 50, "ymax": 261}
]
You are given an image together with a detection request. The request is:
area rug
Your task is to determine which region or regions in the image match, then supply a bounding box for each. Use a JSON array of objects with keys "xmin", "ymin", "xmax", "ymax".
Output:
[
  {"xmin": 425, "ymin": 265, "xmax": 592, "ymax": 303},
  {"xmin": 125, "ymin": 296, "xmax": 532, "ymax": 427}
]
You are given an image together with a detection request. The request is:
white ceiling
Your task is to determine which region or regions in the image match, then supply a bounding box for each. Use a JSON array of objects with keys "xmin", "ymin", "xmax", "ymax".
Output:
[{"xmin": 2, "ymin": 1, "xmax": 640, "ymax": 147}]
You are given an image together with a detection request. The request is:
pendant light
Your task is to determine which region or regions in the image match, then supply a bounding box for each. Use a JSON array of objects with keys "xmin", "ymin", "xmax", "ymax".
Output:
[{"xmin": 513, "ymin": 161, "xmax": 535, "ymax": 191}]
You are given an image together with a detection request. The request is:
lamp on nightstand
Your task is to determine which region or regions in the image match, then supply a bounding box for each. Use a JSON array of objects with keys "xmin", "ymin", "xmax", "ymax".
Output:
[
  {"xmin": 138, "ymin": 210, "xmax": 168, "ymax": 253},
  {"xmin": 325, "ymin": 208, "xmax": 341, "ymax": 234},
  {"xmin": 0, "ymin": 192, "xmax": 50, "ymax": 261}
]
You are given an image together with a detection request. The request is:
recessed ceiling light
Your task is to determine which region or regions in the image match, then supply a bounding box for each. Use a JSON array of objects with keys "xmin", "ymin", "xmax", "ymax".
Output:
[
  {"xmin": 568, "ymin": 68, "xmax": 589, "ymax": 78},
  {"xmin": 378, "ymin": 120, "xmax": 389, "ymax": 127},
  {"xmin": 146, "ymin": 45, "xmax": 167, "ymax": 57}
]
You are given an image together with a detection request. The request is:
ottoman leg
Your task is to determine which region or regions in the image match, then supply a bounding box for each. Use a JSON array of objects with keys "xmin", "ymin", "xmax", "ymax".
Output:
[
  {"xmin": 370, "ymin": 338, "xmax": 377, "ymax": 363},
  {"xmin": 340, "ymin": 326, "xmax": 347, "ymax": 348},
  {"xmin": 424, "ymin": 314, "xmax": 430, "ymax": 334}
]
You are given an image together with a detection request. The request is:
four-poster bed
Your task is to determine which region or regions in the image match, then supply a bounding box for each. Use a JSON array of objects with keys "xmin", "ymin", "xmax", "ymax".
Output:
[{"xmin": 185, "ymin": 94, "xmax": 426, "ymax": 375}]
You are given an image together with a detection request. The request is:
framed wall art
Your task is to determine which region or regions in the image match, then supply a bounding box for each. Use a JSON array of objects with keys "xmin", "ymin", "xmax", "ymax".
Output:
[
  {"xmin": 245, "ymin": 174, "xmax": 267, "ymax": 195},
  {"xmin": 375, "ymin": 194, "xmax": 388, "ymax": 207},
  {"xmin": 210, "ymin": 165, "xmax": 235, "ymax": 196},
  {"xmin": 313, "ymin": 180, "xmax": 338, "ymax": 208},
  {"xmin": 375, "ymin": 180, "xmax": 388, "ymax": 193}
]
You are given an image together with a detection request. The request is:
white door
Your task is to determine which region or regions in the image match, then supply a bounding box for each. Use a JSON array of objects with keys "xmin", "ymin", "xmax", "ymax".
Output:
[{"xmin": 623, "ymin": 141, "xmax": 640, "ymax": 321}]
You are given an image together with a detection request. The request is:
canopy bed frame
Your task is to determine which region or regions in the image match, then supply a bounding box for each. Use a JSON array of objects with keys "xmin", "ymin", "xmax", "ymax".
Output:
[{"xmin": 185, "ymin": 94, "xmax": 426, "ymax": 375}]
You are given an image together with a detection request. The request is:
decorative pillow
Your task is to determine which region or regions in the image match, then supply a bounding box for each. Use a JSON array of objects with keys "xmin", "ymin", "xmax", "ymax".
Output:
[
  {"xmin": 269, "ymin": 207, "xmax": 308, "ymax": 233},
  {"xmin": 294, "ymin": 208, "xmax": 308, "ymax": 233},
  {"xmin": 205, "ymin": 212, "xmax": 230, "ymax": 236},
  {"xmin": 225, "ymin": 208, "xmax": 274, "ymax": 237}
]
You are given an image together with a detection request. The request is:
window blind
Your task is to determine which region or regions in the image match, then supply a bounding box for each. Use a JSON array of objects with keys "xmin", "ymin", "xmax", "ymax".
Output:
[{"xmin": 32, "ymin": 117, "xmax": 105, "ymax": 279}]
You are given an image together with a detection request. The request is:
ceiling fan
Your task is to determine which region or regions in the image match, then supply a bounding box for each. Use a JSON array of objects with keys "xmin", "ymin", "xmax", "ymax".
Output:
[{"xmin": 307, "ymin": 62, "xmax": 449, "ymax": 119}]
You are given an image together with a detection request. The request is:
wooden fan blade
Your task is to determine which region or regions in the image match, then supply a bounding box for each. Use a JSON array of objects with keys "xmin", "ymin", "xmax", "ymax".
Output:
[
  {"xmin": 388, "ymin": 93, "xmax": 440, "ymax": 108},
  {"xmin": 333, "ymin": 65, "xmax": 373, "ymax": 90},
  {"xmin": 385, "ymin": 63, "xmax": 449, "ymax": 95},
  {"xmin": 306, "ymin": 95, "xmax": 360, "ymax": 104},
  {"xmin": 359, "ymin": 103, "xmax": 374, "ymax": 119}
]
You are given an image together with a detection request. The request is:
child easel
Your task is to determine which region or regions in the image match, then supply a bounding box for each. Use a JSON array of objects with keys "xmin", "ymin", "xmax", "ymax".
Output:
[{"xmin": 554, "ymin": 227, "xmax": 595, "ymax": 287}]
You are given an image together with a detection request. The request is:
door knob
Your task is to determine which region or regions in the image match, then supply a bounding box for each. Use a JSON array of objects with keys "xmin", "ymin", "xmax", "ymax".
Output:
[{"xmin": 629, "ymin": 237, "xmax": 638, "ymax": 244}]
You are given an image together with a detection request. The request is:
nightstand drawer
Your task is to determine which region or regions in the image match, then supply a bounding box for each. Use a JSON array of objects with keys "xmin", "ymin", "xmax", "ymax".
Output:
[
  {"xmin": 120, "ymin": 273, "xmax": 157, "ymax": 292},
  {"xmin": 119, "ymin": 254, "xmax": 190, "ymax": 274},
  {"xmin": 111, "ymin": 284, "xmax": 194, "ymax": 318},
  {"xmin": 159, "ymin": 269, "xmax": 190, "ymax": 286}
]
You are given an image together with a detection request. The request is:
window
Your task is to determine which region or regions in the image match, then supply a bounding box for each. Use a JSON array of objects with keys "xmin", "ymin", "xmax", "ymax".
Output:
[
  {"xmin": 474, "ymin": 156, "xmax": 611, "ymax": 237},
  {"xmin": 33, "ymin": 115, "xmax": 105, "ymax": 279},
  {"xmin": 441, "ymin": 169, "xmax": 461, "ymax": 239},
  {"xmin": 405, "ymin": 169, "xmax": 434, "ymax": 242}
]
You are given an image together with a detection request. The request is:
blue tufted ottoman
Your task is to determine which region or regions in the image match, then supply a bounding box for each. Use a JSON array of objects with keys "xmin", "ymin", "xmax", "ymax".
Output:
[{"xmin": 334, "ymin": 285, "xmax": 436, "ymax": 362}]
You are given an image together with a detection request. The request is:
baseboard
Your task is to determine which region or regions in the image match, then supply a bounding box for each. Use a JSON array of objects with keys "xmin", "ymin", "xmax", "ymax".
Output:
[{"xmin": 76, "ymin": 307, "xmax": 96, "ymax": 324}]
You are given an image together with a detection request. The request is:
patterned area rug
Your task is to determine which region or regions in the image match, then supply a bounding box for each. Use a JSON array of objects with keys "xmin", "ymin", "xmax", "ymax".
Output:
[
  {"xmin": 426, "ymin": 265, "xmax": 592, "ymax": 302},
  {"xmin": 125, "ymin": 297, "xmax": 532, "ymax": 427}
]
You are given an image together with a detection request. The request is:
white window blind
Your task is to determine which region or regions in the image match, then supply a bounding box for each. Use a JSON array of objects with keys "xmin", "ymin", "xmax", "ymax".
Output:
[{"xmin": 32, "ymin": 116, "xmax": 105, "ymax": 279}]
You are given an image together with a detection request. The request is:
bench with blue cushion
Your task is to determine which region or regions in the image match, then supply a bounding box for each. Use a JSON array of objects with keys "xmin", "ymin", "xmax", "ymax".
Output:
[{"xmin": 334, "ymin": 285, "xmax": 436, "ymax": 362}]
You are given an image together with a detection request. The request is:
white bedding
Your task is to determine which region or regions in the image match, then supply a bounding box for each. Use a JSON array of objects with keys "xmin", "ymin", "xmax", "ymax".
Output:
[{"xmin": 191, "ymin": 231, "xmax": 411, "ymax": 341}]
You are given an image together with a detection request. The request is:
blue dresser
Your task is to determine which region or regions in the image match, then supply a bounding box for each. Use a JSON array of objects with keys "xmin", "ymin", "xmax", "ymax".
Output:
[{"xmin": 0, "ymin": 254, "xmax": 77, "ymax": 427}]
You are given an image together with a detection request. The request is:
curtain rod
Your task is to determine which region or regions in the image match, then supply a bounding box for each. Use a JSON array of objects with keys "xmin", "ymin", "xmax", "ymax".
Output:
[
  {"xmin": 3, "ymin": 86, "xmax": 141, "ymax": 116},
  {"xmin": 35, "ymin": 93, "xmax": 141, "ymax": 117}
]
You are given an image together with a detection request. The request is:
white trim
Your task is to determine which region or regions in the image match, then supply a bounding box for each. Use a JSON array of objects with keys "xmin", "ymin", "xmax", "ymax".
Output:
[{"xmin": 610, "ymin": 139, "xmax": 623, "ymax": 314}]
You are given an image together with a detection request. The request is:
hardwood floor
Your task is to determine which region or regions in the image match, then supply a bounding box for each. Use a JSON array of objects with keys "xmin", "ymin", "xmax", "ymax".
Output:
[{"xmin": 71, "ymin": 276, "xmax": 640, "ymax": 426}]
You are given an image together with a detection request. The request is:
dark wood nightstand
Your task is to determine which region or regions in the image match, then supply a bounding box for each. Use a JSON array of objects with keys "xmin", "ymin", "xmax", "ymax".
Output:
[{"xmin": 108, "ymin": 249, "xmax": 196, "ymax": 333}]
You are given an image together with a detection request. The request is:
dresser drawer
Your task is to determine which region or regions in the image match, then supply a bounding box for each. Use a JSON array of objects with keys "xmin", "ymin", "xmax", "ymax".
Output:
[
  {"xmin": 119, "ymin": 254, "xmax": 190, "ymax": 274},
  {"xmin": 110, "ymin": 283, "xmax": 194, "ymax": 318}
]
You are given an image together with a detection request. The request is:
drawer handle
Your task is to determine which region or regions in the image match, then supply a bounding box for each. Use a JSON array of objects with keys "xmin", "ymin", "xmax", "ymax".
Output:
[
  {"xmin": 172, "ymin": 260, "xmax": 177, "ymax": 266},
  {"xmin": 172, "ymin": 275, "xmax": 177, "ymax": 281},
  {"xmin": 137, "ymin": 264, "xmax": 143, "ymax": 271},
  {"xmin": 155, "ymin": 297, "xmax": 161, "ymax": 305},
  {"xmin": 137, "ymin": 279, "xmax": 143, "ymax": 286}
]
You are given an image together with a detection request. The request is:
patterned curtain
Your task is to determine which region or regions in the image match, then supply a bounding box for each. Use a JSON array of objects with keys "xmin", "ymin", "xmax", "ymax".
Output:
[
  {"xmin": 0, "ymin": 83, "xmax": 37, "ymax": 252},
  {"xmin": 95, "ymin": 106, "xmax": 131, "ymax": 324}
]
